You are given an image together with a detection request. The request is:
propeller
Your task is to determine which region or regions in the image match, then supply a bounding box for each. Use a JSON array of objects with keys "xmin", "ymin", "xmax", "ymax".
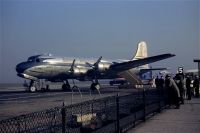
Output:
[
  {"xmin": 69, "ymin": 59, "xmax": 76, "ymax": 73},
  {"xmin": 86, "ymin": 56, "xmax": 102, "ymax": 69},
  {"xmin": 86, "ymin": 56, "xmax": 102, "ymax": 82}
]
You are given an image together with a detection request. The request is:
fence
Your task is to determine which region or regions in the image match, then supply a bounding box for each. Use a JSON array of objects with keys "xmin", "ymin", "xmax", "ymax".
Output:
[{"xmin": 0, "ymin": 88, "xmax": 168, "ymax": 133}]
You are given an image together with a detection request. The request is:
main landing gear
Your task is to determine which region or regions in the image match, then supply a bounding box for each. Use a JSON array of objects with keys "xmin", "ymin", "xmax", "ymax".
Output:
[
  {"xmin": 90, "ymin": 80, "xmax": 101, "ymax": 96},
  {"xmin": 62, "ymin": 80, "xmax": 79, "ymax": 91},
  {"xmin": 28, "ymin": 80, "xmax": 50, "ymax": 92},
  {"xmin": 62, "ymin": 80, "xmax": 71, "ymax": 91},
  {"xmin": 90, "ymin": 82, "xmax": 101, "ymax": 91},
  {"xmin": 62, "ymin": 79, "xmax": 101, "ymax": 95},
  {"xmin": 28, "ymin": 80, "xmax": 37, "ymax": 92}
]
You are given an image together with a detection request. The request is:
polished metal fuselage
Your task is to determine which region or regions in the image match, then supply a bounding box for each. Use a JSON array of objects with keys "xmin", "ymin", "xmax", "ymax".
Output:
[
  {"xmin": 16, "ymin": 56, "xmax": 119, "ymax": 81},
  {"xmin": 16, "ymin": 55, "xmax": 144, "ymax": 83}
]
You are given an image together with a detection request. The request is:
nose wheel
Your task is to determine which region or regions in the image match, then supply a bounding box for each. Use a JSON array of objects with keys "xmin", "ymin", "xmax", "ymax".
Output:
[
  {"xmin": 30, "ymin": 86, "xmax": 36, "ymax": 92},
  {"xmin": 29, "ymin": 80, "xmax": 37, "ymax": 92}
]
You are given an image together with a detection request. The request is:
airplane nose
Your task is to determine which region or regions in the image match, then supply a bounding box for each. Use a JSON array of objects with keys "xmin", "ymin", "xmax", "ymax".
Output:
[{"xmin": 16, "ymin": 62, "xmax": 26, "ymax": 73}]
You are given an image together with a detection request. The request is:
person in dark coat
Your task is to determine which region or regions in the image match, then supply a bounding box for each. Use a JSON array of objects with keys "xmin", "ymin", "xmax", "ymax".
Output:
[
  {"xmin": 193, "ymin": 76, "xmax": 199, "ymax": 98},
  {"xmin": 155, "ymin": 76, "xmax": 160, "ymax": 89},
  {"xmin": 165, "ymin": 75, "xmax": 180, "ymax": 108},
  {"xmin": 175, "ymin": 74, "xmax": 184, "ymax": 104},
  {"xmin": 171, "ymin": 76, "xmax": 181, "ymax": 109},
  {"xmin": 159, "ymin": 76, "xmax": 165, "ymax": 96},
  {"xmin": 159, "ymin": 76, "xmax": 165, "ymax": 88},
  {"xmin": 186, "ymin": 75, "xmax": 191, "ymax": 100},
  {"xmin": 165, "ymin": 75, "xmax": 171, "ymax": 106}
]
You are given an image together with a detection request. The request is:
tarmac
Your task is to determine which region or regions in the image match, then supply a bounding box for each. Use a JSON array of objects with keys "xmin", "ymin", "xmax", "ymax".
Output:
[
  {"xmin": 0, "ymin": 81, "xmax": 135, "ymax": 120},
  {"xmin": 128, "ymin": 97, "xmax": 200, "ymax": 133}
]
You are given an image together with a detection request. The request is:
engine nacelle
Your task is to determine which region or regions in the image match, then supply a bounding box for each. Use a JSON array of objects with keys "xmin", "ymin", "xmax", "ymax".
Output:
[
  {"xmin": 73, "ymin": 67, "xmax": 88, "ymax": 75},
  {"xmin": 98, "ymin": 63, "xmax": 110, "ymax": 72}
]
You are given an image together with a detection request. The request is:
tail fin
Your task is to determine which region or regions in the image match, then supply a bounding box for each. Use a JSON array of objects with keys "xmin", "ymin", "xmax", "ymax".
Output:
[
  {"xmin": 132, "ymin": 41, "xmax": 148, "ymax": 69},
  {"xmin": 132, "ymin": 41, "xmax": 148, "ymax": 60}
]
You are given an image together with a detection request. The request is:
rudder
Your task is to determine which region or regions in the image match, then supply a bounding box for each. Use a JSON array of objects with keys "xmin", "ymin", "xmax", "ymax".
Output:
[{"xmin": 132, "ymin": 41, "xmax": 148, "ymax": 60}]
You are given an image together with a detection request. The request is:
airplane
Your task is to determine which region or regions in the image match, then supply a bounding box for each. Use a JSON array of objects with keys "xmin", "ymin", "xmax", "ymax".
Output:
[{"xmin": 16, "ymin": 41, "xmax": 175, "ymax": 92}]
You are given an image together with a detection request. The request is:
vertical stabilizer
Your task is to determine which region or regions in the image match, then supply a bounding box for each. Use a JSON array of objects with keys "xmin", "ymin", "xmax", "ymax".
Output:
[
  {"xmin": 132, "ymin": 41, "xmax": 148, "ymax": 60},
  {"xmin": 132, "ymin": 41, "xmax": 148, "ymax": 69}
]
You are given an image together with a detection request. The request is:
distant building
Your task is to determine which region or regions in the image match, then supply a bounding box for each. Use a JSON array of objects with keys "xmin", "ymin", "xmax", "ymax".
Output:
[{"xmin": 185, "ymin": 69, "xmax": 198, "ymax": 77}]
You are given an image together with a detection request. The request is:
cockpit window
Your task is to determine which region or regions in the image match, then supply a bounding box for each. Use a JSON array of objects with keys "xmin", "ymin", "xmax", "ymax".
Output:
[
  {"xmin": 27, "ymin": 59, "xmax": 34, "ymax": 62},
  {"xmin": 27, "ymin": 55, "xmax": 42, "ymax": 62},
  {"xmin": 27, "ymin": 54, "xmax": 54, "ymax": 62},
  {"xmin": 27, "ymin": 58, "xmax": 40, "ymax": 62},
  {"xmin": 36, "ymin": 58, "xmax": 40, "ymax": 62}
]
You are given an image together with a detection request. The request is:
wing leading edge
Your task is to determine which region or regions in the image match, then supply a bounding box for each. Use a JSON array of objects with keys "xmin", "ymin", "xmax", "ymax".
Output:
[{"xmin": 110, "ymin": 53, "xmax": 175, "ymax": 72}]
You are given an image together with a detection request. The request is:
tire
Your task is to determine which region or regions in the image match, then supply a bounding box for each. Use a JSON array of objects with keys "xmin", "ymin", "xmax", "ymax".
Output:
[
  {"xmin": 95, "ymin": 83, "xmax": 101, "ymax": 90},
  {"xmin": 110, "ymin": 82, "xmax": 113, "ymax": 86},
  {"xmin": 90, "ymin": 83, "xmax": 101, "ymax": 90},
  {"xmin": 30, "ymin": 86, "xmax": 36, "ymax": 92},
  {"xmin": 72, "ymin": 86, "xmax": 78, "ymax": 90},
  {"xmin": 62, "ymin": 84, "xmax": 71, "ymax": 91}
]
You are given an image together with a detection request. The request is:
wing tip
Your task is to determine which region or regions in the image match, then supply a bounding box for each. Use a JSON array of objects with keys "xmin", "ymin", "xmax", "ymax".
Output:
[
  {"xmin": 170, "ymin": 53, "xmax": 176, "ymax": 57},
  {"xmin": 166, "ymin": 53, "xmax": 176, "ymax": 57}
]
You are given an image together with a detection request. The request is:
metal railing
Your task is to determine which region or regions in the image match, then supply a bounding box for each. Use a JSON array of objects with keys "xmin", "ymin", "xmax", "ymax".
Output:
[{"xmin": 0, "ymin": 88, "xmax": 168, "ymax": 133}]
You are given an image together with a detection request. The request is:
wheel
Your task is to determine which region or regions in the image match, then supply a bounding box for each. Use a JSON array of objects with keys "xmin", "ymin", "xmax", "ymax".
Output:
[
  {"xmin": 29, "ymin": 86, "xmax": 36, "ymax": 92},
  {"xmin": 90, "ymin": 83, "xmax": 101, "ymax": 91},
  {"xmin": 95, "ymin": 83, "xmax": 101, "ymax": 90},
  {"xmin": 90, "ymin": 83, "xmax": 95, "ymax": 91},
  {"xmin": 62, "ymin": 84, "xmax": 71, "ymax": 91},
  {"xmin": 46, "ymin": 85, "xmax": 50, "ymax": 91},
  {"xmin": 72, "ymin": 86, "xmax": 78, "ymax": 90}
]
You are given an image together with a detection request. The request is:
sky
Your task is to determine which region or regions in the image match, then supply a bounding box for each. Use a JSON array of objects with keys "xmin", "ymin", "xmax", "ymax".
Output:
[{"xmin": 0, "ymin": 0, "xmax": 199, "ymax": 83}]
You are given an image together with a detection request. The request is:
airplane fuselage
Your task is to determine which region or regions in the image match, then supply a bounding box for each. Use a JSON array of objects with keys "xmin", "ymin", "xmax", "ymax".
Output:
[{"xmin": 16, "ymin": 56, "xmax": 139, "ymax": 82}]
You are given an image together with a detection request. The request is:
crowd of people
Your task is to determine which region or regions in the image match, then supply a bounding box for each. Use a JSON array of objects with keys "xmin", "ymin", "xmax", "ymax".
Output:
[{"xmin": 154, "ymin": 74, "xmax": 199, "ymax": 109}]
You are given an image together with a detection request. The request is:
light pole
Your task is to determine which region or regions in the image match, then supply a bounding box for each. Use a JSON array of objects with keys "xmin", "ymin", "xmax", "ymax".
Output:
[{"xmin": 194, "ymin": 59, "xmax": 200, "ymax": 79}]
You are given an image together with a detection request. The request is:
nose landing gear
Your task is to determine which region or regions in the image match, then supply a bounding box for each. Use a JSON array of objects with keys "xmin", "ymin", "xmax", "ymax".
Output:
[
  {"xmin": 28, "ymin": 80, "xmax": 37, "ymax": 92},
  {"xmin": 27, "ymin": 80, "xmax": 50, "ymax": 92}
]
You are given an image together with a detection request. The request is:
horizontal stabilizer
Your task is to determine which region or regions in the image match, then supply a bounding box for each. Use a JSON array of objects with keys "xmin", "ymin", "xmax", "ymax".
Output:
[
  {"xmin": 140, "ymin": 68, "xmax": 168, "ymax": 74},
  {"xmin": 110, "ymin": 53, "xmax": 175, "ymax": 72}
]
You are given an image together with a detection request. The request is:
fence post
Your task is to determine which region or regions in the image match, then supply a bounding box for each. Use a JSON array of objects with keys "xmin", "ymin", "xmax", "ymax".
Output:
[
  {"xmin": 92, "ymin": 100, "xmax": 94, "ymax": 115},
  {"xmin": 158, "ymin": 87, "xmax": 161, "ymax": 113},
  {"xmin": 116, "ymin": 93, "xmax": 120, "ymax": 133},
  {"xmin": 143, "ymin": 89, "xmax": 146, "ymax": 121},
  {"xmin": 62, "ymin": 102, "xmax": 66, "ymax": 133},
  {"xmin": 17, "ymin": 118, "xmax": 20, "ymax": 133}
]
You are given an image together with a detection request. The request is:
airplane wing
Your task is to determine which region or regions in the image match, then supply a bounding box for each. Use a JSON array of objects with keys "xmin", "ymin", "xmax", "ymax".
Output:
[{"xmin": 109, "ymin": 53, "xmax": 175, "ymax": 72}]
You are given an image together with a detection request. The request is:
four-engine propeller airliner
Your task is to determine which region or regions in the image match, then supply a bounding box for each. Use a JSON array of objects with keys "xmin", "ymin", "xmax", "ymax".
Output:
[{"xmin": 16, "ymin": 41, "xmax": 175, "ymax": 92}]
